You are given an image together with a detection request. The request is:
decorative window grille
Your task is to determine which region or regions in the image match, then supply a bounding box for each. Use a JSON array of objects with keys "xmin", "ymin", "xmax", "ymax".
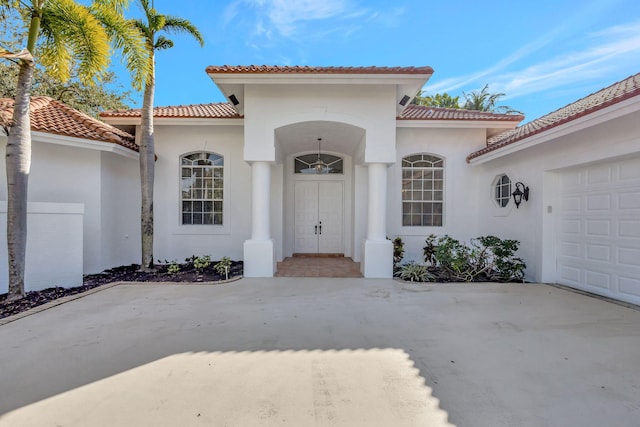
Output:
[
  {"xmin": 402, "ymin": 154, "xmax": 444, "ymax": 226},
  {"xmin": 180, "ymin": 152, "xmax": 223, "ymax": 225}
]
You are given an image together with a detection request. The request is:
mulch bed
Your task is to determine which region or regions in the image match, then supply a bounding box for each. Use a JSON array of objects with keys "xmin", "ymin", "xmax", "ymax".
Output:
[{"xmin": 0, "ymin": 261, "xmax": 243, "ymax": 319}]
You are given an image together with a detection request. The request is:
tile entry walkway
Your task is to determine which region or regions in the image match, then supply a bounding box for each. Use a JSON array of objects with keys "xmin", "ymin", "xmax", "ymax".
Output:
[{"xmin": 275, "ymin": 255, "xmax": 363, "ymax": 277}]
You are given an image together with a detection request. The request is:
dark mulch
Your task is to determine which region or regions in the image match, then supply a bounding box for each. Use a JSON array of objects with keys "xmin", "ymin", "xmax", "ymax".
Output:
[{"xmin": 0, "ymin": 261, "xmax": 243, "ymax": 320}]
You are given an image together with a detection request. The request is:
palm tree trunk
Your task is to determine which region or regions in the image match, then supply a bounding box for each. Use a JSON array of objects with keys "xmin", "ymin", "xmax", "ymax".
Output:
[
  {"xmin": 5, "ymin": 60, "xmax": 35, "ymax": 300},
  {"xmin": 139, "ymin": 57, "xmax": 155, "ymax": 271}
]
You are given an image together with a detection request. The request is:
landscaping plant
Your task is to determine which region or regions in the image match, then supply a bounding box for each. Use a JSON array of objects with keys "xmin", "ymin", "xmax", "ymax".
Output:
[
  {"xmin": 392, "ymin": 237, "xmax": 405, "ymax": 273},
  {"xmin": 394, "ymin": 261, "xmax": 435, "ymax": 282},
  {"xmin": 422, "ymin": 235, "xmax": 526, "ymax": 282},
  {"xmin": 214, "ymin": 256, "xmax": 232, "ymax": 280}
]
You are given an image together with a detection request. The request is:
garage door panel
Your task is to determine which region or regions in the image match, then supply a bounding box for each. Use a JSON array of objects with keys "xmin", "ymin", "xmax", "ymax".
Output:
[
  {"xmin": 619, "ymin": 158, "xmax": 640, "ymax": 181},
  {"xmin": 587, "ymin": 165, "xmax": 613, "ymax": 185},
  {"xmin": 619, "ymin": 220, "xmax": 640, "ymax": 238},
  {"xmin": 618, "ymin": 248, "xmax": 640, "ymax": 266},
  {"xmin": 561, "ymin": 195, "xmax": 582, "ymax": 212},
  {"xmin": 586, "ymin": 193, "xmax": 611, "ymax": 211},
  {"xmin": 557, "ymin": 156, "xmax": 640, "ymax": 305},
  {"xmin": 619, "ymin": 190, "xmax": 640, "ymax": 209},
  {"xmin": 586, "ymin": 219, "xmax": 611, "ymax": 236},
  {"xmin": 585, "ymin": 270, "xmax": 611, "ymax": 290},
  {"xmin": 560, "ymin": 218, "xmax": 581, "ymax": 234},
  {"xmin": 619, "ymin": 276, "xmax": 640, "ymax": 298},
  {"xmin": 559, "ymin": 264, "xmax": 582, "ymax": 285},
  {"xmin": 586, "ymin": 244, "xmax": 611, "ymax": 262},
  {"xmin": 560, "ymin": 241, "xmax": 581, "ymax": 258}
]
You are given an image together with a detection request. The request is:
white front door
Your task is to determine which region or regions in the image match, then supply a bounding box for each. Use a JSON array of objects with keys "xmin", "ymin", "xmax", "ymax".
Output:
[{"xmin": 294, "ymin": 181, "xmax": 343, "ymax": 254}]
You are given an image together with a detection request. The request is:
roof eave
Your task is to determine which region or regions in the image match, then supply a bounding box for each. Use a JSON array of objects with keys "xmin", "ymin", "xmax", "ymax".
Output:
[
  {"xmin": 467, "ymin": 95, "xmax": 640, "ymax": 165},
  {"xmin": 206, "ymin": 67, "xmax": 435, "ymax": 117}
]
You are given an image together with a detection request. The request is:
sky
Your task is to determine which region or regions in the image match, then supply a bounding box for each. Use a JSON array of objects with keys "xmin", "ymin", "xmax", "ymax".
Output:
[{"xmin": 114, "ymin": 0, "xmax": 640, "ymax": 122}]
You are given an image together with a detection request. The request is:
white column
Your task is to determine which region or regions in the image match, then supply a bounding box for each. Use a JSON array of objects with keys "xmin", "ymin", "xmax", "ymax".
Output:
[
  {"xmin": 251, "ymin": 161, "xmax": 271, "ymax": 240},
  {"xmin": 244, "ymin": 161, "xmax": 275, "ymax": 277},
  {"xmin": 367, "ymin": 162, "xmax": 387, "ymax": 241},
  {"xmin": 362, "ymin": 162, "xmax": 393, "ymax": 278}
]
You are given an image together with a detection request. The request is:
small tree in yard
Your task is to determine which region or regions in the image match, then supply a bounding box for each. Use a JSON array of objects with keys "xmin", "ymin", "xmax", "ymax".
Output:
[{"xmin": 0, "ymin": 0, "xmax": 148, "ymax": 301}]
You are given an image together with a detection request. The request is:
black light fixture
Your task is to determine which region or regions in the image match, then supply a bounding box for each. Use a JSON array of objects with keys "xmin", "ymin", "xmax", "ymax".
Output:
[
  {"xmin": 311, "ymin": 138, "xmax": 328, "ymax": 174},
  {"xmin": 228, "ymin": 94, "xmax": 239, "ymax": 106},
  {"xmin": 511, "ymin": 182, "xmax": 529, "ymax": 208},
  {"xmin": 399, "ymin": 95, "xmax": 411, "ymax": 106}
]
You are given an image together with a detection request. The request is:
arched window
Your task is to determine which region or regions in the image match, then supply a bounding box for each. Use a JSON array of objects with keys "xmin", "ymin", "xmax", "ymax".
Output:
[
  {"xmin": 494, "ymin": 174, "xmax": 511, "ymax": 208},
  {"xmin": 180, "ymin": 152, "xmax": 223, "ymax": 225},
  {"xmin": 402, "ymin": 154, "xmax": 444, "ymax": 226}
]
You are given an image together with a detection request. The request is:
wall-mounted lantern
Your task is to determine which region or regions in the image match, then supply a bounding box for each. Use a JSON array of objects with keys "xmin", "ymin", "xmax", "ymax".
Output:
[{"xmin": 512, "ymin": 182, "xmax": 529, "ymax": 208}]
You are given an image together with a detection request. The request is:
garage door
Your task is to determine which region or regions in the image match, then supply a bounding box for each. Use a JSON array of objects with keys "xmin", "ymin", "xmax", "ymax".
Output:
[{"xmin": 557, "ymin": 156, "xmax": 640, "ymax": 305}]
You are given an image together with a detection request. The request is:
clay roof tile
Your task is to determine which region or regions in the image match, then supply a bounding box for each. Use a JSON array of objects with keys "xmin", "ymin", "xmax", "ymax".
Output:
[
  {"xmin": 467, "ymin": 72, "xmax": 640, "ymax": 162},
  {"xmin": 1, "ymin": 97, "xmax": 137, "ymax": 151}
]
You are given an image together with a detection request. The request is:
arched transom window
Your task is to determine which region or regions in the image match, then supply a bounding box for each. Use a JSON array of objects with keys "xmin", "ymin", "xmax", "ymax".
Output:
[
  {"xmin": 294, "ymin": 153, "xmax": 343, "ymax": 174},
  {"xmin": 181, "ymin": 152, "xmax": 223, "ymax": 225},
  {"xmin": 402, "ymin": 154, "xmax": 444, "ymax": 226}
]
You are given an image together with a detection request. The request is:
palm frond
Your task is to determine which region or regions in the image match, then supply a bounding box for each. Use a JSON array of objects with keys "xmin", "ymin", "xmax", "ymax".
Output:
[
  {"xmin": 42, "ymin": 0, "xmax": 110, "ymax": 84},
  {"xmin": 162, "ymin": 15, "xmax": 204, "ymax": 46},
  {"xmin": 90, "ymin": 0, "xmax": 130, "ymax": 15},
  {"xmin": 90, "ymin": 1, "xmax": 150, "ymax": 89},
  {"xmin": 154, "ymin": 35, "xmax": 172, "ymax": 50}
]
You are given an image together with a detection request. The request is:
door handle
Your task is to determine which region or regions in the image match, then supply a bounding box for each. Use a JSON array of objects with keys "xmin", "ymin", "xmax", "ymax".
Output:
[
  {"xmin": 319, "ymin": 221, "xmax": 322, "ymax": 235},
  {"xmin": 314, "ymin": 225, "xmax": 318, "ymax": 235}
]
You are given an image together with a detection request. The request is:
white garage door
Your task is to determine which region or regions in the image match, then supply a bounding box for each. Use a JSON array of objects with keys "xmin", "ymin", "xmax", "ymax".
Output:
[{"xmin": 557, "ymin": 156, "xmax": 640, "ymax": 305}]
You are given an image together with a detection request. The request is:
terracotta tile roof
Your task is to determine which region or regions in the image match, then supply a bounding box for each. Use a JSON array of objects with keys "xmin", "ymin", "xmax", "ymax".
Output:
[
  {"xmin": 467, "ymin": 72, "xmax": 640, "ymax": 162},
  {"xmin": 399, "ymin": 104, "xmax": 524, "ymax": 121},
  {"xmin": 205, "ymin": 65, "xmax": 434, "ymax": 75},
  {"xmin": 1, "ymin": 97, "xmax": 136, "ymax": 151},
  {"xmin": 100, "ymin": 103, "xmax": 241, "ymax": 119}
]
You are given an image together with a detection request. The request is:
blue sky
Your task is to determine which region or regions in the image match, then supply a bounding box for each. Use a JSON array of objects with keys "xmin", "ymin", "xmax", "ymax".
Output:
[{"xmin": 117, "ymin": 0, "xmax": 640, "ymax": 122}]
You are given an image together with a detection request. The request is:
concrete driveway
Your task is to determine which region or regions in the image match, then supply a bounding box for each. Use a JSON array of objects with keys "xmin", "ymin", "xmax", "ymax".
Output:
[{"xmin": 0, "ymin": 279, "xmax": 639, "ymax": 427}]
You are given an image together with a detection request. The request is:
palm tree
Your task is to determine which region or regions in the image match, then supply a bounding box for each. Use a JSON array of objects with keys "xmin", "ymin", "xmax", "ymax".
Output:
[
  {"xmin": 1, "ymin": 0, "xmax": 148, "ymax": 300},
  {"xmin": 412, "ymin": 91, "xmax": 461, "ymax": 108},
  {"xmin": 132, "ymin": 0, "xmax": 203, "ymax": 271},
  {"xmin": 462, "ymin": 84, "xmax": 522, "ymax": 114}
]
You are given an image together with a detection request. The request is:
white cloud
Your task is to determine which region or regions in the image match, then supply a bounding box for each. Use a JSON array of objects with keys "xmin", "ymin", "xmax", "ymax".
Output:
[
  {"xmin": 497, "ymin": 20, "xmax": 640, "ymax": 99},
  {"xmin": 425, "ymin": 20, "xmax": 640, "ymax": 101},
  {"xmin": 223, "ymin": 0, "xmax": 405, "ymax": 47}
]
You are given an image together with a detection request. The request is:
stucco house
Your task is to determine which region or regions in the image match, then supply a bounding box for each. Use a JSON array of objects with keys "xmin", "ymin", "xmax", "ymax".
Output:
[{"xmin": 1, "ymin": 66, "xmax": 639, "ymax": 306}]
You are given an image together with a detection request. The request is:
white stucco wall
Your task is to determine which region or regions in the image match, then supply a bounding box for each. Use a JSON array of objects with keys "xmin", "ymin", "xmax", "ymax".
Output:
[
  {"xmin": 0, "ymin": 135, "xmax": 139, "ymax": 289},
  {"xmin": 473, "ymin": 109, "xmax": 640, "ymax": 282},
  {"xmin": 0, "ymin": 202, "xmax": 84, "ymax": 292},
  {"xmin": 243, "ymin": 84, "xmax": 398, "ymax": 163},
  {"xmin": 388, "ymin": 126, "xmax": 487, "ymax": 263},
  {"xmin": 100, "ymin": 152, "xmax": 141, "ymax": 269},
  {"xmin": 152, "ymin": 124, "xmax": 251, "ymax": 262}
]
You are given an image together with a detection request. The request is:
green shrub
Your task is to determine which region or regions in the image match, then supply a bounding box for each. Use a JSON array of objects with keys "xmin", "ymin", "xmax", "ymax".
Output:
[
  {"xmin": 421, "ymin": 235, "xmax": 526, "ymax": 282},
  {"xmin": 186, "ymin": 255, "xmax": 211, "ymax": 274},
  {"xmin": 214, "ymin": 256, "xmax": 232, "ymax": 280},
  {"xmin": 394, "ymin": 261, "xmax": 435, "ymax": 282},
  {"xmin": 423, "ymin": 234, "xmax": 437, "ymax": 266},
  {"xmin": 392, "ymin": 237, "xmax": 405, "ymax": 272},
  {"xmin": 167, "ymin": 261, "xmax": 181, "ymax": 275}
]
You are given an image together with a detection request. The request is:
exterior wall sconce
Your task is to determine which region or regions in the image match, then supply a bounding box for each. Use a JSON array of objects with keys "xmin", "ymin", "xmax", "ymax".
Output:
[{"xmin": 512, "ymin": 182, "xmax": 529, "ymax": 208}]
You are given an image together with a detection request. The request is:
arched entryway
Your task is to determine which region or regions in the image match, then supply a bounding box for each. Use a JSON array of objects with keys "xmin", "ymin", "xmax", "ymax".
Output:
[{"xmin": 276, "ymin": 121, "xmax": 363, "ymax": 261}]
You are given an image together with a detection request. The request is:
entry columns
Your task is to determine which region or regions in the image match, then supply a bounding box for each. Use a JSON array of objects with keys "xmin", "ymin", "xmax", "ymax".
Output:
[
  {"xmin": 362, "ymin": 162, "xmax": 393, "ymax": 278},
  {"xmin": 243, "ymin": 161, "xmax": 275, "ymax": 277}
]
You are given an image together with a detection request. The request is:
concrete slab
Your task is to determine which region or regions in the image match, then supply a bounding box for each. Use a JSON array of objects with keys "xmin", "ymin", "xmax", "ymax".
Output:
[{"xmin": 0, "ymin": 279, "xmax": 639, "ymax": 426}]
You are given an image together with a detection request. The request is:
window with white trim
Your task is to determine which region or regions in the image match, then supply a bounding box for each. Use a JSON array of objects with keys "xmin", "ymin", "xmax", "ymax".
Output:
[
  {"xmin": 402, "ymin": 154, "xmax": 444, "ymax": 226},
  {"xmin": 180, "ymin": 152, "xmax": 223, "ymax": 225},
  {"xmin": 494, "ymin": 174, "xmax": 511, "ymax": 208}
]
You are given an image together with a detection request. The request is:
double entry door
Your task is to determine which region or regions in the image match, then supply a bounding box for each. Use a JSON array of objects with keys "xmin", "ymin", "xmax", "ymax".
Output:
[{"xmin": 294, "ymin": 181, "xmax": 343, "ymax": 254}]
